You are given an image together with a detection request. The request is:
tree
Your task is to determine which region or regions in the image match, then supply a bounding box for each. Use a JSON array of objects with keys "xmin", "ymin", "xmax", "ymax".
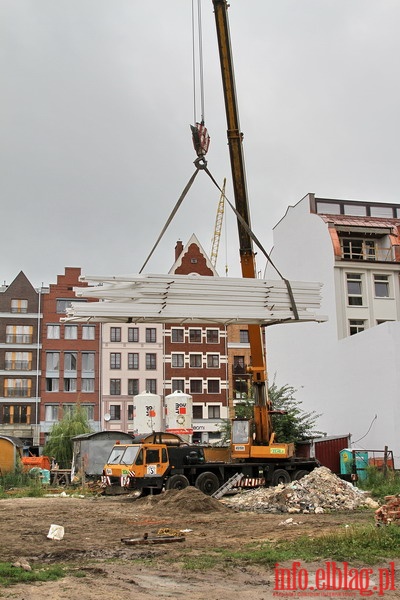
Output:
[
  {"xmin": 43, "ymin": 405, "xmax": 92, "ymax": 469},
  {"xmin": 219, "ymin": 381, "xmax": 324, "ymax": 444},
  {"xmin": 269, "ymin": 381, "xmax": 324, "ymax": 443}
]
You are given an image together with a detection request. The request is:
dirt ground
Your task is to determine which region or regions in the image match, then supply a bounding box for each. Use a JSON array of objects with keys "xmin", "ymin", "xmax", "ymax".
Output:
[{"xmin": 0, "ymin": 489, "xmax": 399, "ymax": 600}]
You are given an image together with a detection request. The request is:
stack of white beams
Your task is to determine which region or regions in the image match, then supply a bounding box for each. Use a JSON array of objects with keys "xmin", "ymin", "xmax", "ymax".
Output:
[{"xmin": 62, "ymin": 273, "xmax": 327, "ymax": 326}]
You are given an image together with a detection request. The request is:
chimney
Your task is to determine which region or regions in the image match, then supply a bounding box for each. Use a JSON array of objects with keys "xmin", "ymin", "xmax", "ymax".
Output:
[{"xmin": 175, "ymin": 240, "xmax": 184, "ymax": 261}]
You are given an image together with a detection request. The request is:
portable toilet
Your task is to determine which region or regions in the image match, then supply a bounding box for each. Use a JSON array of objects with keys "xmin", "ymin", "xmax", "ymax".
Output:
[
  {"xmin": 340, "ymin": 448, "xmax": 369, "ymax": 481},
  {"xmin": 0, "ymin": 436, "xmax": 23, "ymax": 474}
]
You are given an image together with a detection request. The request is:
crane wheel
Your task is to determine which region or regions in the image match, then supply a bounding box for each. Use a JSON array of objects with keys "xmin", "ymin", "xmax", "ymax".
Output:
[
  {"xmin": 271, "ymin": 469, "xmax": 291, "ymax": 486},
  {"xmin": 195, "ymin": 472, "xmax": 220, "ymax": 496},
  {"xmin": 291, "ymin": 469, "xmax": 309, "ymax": 481},
  {"xmin": 165, "ymin": 474, "xmax": 190, "ymax": 490}
]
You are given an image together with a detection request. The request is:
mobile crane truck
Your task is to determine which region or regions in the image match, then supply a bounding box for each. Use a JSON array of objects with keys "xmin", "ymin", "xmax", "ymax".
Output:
[{"xmin": 102, "ymin": 0, "xmax": 320, "ymax": 496}]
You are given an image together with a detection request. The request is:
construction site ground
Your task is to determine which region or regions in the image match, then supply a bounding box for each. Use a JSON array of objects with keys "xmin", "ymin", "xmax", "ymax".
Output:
[{"xmin": 1, "ymin": 490, "xmax": 399, "ymax": 600}]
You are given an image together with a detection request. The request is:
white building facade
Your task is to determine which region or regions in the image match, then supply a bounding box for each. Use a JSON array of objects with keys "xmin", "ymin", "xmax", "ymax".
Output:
[{"xmin": 266, "ymin": 194, "xmax": 400, "ymax": 462}]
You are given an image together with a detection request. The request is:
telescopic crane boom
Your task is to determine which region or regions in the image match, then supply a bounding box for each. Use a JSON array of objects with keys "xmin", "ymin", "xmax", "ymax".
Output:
[{"xmin": 212, "ymin": 0, "xmax": 293, "ymax": 460}]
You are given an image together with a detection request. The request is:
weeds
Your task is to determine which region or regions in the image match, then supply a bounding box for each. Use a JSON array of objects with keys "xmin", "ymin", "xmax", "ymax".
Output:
[
  {"xmin": 0, "ymin": 562, "xmax": 66, "ymax": 587},
  {"xmin": 359, "ymin": 466, "xmax": 400, "ymax": 501},
  {"xmin": 181, "ymin": 524, "xmax": 400, "ymax": 570}
]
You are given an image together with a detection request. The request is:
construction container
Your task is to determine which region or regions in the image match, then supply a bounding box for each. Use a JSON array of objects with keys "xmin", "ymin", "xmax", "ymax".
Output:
[
  {"xmin": 165, "ymin": 390, "xmax": 193, "ymax": 441},
  {"xmin": 22, "ymin": 455, "xmax": 51, "ymax": 472},
  {"xmin": 0, "ymin": 435, "xmax": 23, "ymax": 474},
  {"xmin": 71, "ymin": 431, "xmax": 134, "ymax": 480},
  {"xmin": 296, "ymin": 434, "xmax": 351, "ymax": 474},
  {"xmin": 340, "ymin": 448, "xmax": 369, "ymax": 481},
  {"xmin": 133, "ymin": 391, "xmax": 163, "ymax": 434}
]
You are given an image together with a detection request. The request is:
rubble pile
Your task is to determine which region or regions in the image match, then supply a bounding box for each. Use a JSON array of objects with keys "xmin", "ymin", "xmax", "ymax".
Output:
[
  {"xmin": 375, "ymin": 495, "xmax": 400, "ymax": 525},
  {"xmin": 223, "ymin": 467, "xmax": 379, "ymax": 514},
  {"xmin": 140, "ymin": 486, "xmax": 228, "ymax": 514}
]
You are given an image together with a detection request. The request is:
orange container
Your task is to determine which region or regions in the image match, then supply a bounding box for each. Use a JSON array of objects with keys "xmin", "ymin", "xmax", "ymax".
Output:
[{"xmin": 22, "ymin": 456, "xmax": 51, "ymax": 471}]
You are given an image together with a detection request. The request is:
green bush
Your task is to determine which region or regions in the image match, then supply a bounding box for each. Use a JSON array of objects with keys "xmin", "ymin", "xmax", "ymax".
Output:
[{"xmin": 359, "ymin": 466, "xmax": 400, "ymax": 501}]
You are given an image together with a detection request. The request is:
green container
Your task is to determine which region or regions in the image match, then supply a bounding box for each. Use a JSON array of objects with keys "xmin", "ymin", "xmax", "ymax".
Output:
[{"xmin": 340, "ymin": 449, "xmax": 369, "ymax": 480}]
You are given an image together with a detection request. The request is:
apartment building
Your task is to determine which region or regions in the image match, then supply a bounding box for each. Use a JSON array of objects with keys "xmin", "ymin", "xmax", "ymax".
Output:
[
  {"xmin": 101, "ymin": 322, "xmax": 164, "ymax": 433},
  {"xmin": 0, "ymin": 272, "xmax": 42, "ymax": 448},
  {"xmin": 163, "ymin": 236, "xmax": 229, "ymax": 443},
  {"xmin": 265, "ymin": 194, "xmax": 400, "ymax": 459},
  {"xmin": 40, "ymin": 268, "xmax": 101, "ymax": 444}
]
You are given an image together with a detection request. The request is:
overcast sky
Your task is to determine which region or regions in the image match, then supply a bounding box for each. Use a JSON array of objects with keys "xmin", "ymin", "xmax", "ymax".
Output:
[{"xmin": 2, "ymin": 0, "xmax": 400, "ymax": 288}]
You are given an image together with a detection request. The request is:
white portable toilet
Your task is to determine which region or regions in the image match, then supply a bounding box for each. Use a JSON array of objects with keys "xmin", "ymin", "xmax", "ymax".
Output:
[
  {"xmin": 165, "ymin": 390, "xmax": 193, "ymax": 443},
  {"xmin": 133, "ymin": 391, "xmax": 164, "ymax": 434}
]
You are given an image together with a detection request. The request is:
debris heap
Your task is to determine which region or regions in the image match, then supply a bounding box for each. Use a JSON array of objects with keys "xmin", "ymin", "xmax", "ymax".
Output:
[
  {"xmin": 223, "ymin": 467, "xmax": 379, "ymax": 514},
  {"xmin": 139, "ymin": 486, "xmax": 228, "ymax": 514}
]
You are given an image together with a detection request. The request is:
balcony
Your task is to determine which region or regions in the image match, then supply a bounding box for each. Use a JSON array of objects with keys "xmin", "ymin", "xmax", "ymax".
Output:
[
  {"xmin": 5, "ymin": 361, "xmax": 32, "ymax": 370},
  {"xmin": 4, "ymin": 388, "xmax": 31, "ymax": 398},
  {"xmin": 5, "ymin": 335, "xmax": 33, "ymax": 344}
]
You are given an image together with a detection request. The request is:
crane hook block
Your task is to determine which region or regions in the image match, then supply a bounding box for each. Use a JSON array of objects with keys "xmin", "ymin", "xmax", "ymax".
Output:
[{"xmin": 191, "ymin": 122, "xmax": 210, "ymax": 157}]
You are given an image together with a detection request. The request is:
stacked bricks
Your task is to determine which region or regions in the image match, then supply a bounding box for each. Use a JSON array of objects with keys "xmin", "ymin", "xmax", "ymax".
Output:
[{"xmin": 375, "ymin": 495, "xmax": 400, "ymax": 525}]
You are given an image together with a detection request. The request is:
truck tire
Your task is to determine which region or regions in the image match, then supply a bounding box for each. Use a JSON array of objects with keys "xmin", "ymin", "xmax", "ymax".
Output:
[
  {"xmin": 291, "ymin": 469, "xmax": 309, "ymax": 481},
  {"xmin": 165, "ymin": 474, "xmax": 190, "ymax": 490},
  {"xmin": 271, "ymin": 469, "xmax": 291, "ymax": 486},
  {"xmin": 195, "ymin": 472, "xmax": 220, "ymax": 496}
]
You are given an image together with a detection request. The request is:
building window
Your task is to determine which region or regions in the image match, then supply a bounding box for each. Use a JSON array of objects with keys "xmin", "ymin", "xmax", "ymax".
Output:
[
  {"xmin": 172, "ymin": 353, "xmax": 184, "ymax": 368},
  {"xmin": 207, "ymin": 354, "xmax": 219, "ymax": 368},
  {"xmin": 208, "ymin": 405, "xmax": 220, "ymax": 419},
  {"xmin": 110, "ymin": 352, "xmax": 121, "ymax": 369},
  {"xmin": 110, "ymin": 405, "xmax": 121, "ymax": 420},
  {"xmin": 127, "ymin": 353, "xmax": 139, "ymax": 370},
  {"xmin": 207, "ymin": 379, "xmax": 220, "ymax": 394},
  {"xmin": 346, "ymin": 273, "xmax": 363, "ymax": 306},
  {"xmin": 189, "ymin": 328, "xmax": 202, "ymax": 343},
  {"xmin": 45, "ymin": 405, "xmax": 58, "ymax": 421},
  {"xmin": 64, "ymin": 378, "xmax": 77, "ymax": 392},
  {"xmin": 128, "ymin": 405, "xmax": 134, "ymax": 420},
  {"xmin": 171, "ymin": 328, "xmax": 184, "ymax": 343},
  {"xmin": 128, "ymin": 327, "xmax": 139, "ymax": 342},
  {"xmin": 206, "ymin": 329, "xmax": 219, "ymax": 343},
  {"xmin": 46, "ymin": 352, "xmax": 60, "ymax": 372},
  {"xmin": 172, "ymin": 379, "xmax": 185, "ymax": 392},
  {"xmin": 128, "ymin": 379, "xmax": 139, "ymax": 396},
  {"xmin": 6, "ymin": 325, "xmax": 33, "ymax": 344},
  {"xmin": 341, "ymin": 238, "xmax": 377, "ymax": 261},
  {"xmin": 11, "ymin": 299, "xmax": 28, "ymax": 313},
  {"xmin": 234, "ymin": 377, "xmax": 249, "ymax": 399},
  {"xmin": 146, "ymin": 353, "xmax": 157, "ymax": 370},
  {"xmin": 4, "ymin": 379, "xmax": 32, "ymax": 397},
  {"xmin": 110, "ymin": 379, "xmax": 121, "ymax": 395},
  {"xmin": 110, "ymin": 327, "xmax": 121, "ymax": 342},
  {"xmin": 233, "ymin": 356, "xmax": 245, "ymax": 373},
  {"xmin": 2, "ymin": 405, "xmax": 30, "ymax": 424},
  {"xmin": 189, "ymin": 354, "xmax": 202, "ymax": 368},
  {"xmin": 190, "ymin": 379, "xmax": 203, "ymax": 394},
  {"xmin": 146, "ymin": 379, "xmax": 157, "ymax": 394},
  {"xmin": 82, "ymin": 325, "xmax": 95, "ymax": 340},
  {"xmin": 146, "ymin": 328, "xmax": 157, "ymax": 343},
  {"xmin": 82, "ymin": 405, "xmax": 94, "ymax": 420},
  {"xmin": 64, "ymin": 352, "xmax": 77, "ymax": 373},
  {"xmin": 374, "ymin": 274, "xmax": 390, "ymax": 298},
  {"xmin": 349, "ymin": 320, "xmax": 366, "ymax": 336},
  {"xmin": 81, "ymin": 378, "xmax": 95, "ymax": 392},
  {"xmin": 46, "ymin": 378, "xmax": 59, "ymax": 392},
  {"xmin": 64, "ymin": 325, "xmax": 78, "ymax": 340},
  {"xmin": 5, "ymin": 352, "xmax": 32, "ymax": 370},
  {"xmin": 239, "ymin": 329, "xmax": 249, "ymax": 343},
  {"xmin": 82, "ymin": 352, "xmax": 95, "ymax": 372},
  {"xmin": 193, "ymin": 405, "xmax": 203, "ymax": 419},
  {"xmin": 47, "ymin": 325, "xmax": 60, "ymax": 339}
]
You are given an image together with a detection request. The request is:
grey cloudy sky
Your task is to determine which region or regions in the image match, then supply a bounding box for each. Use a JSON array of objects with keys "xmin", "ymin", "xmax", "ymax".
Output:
[{"xmin": 2, "ymin": 1, "xmax": 400, "ymax": 288}]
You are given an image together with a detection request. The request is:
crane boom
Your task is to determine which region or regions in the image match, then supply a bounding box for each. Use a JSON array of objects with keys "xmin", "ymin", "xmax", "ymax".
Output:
[
  {"xmin": 212, "ymin": 0, "xmax": 293, "ymax": 459},
  {"xmin": 210, "ymin": 178, "xmax": 226, "ymax": 269}
]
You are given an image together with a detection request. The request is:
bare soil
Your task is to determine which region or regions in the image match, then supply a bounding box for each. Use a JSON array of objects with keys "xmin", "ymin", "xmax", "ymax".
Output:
[{"xmin": 0, "ymin": 489, "xmax": 399, "ymax": 599}]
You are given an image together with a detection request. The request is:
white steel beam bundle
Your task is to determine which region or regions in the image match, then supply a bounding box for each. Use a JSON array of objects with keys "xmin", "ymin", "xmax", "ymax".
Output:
[{"xmin": 63, "ymin": 273, "xmax": 327, "ymax": 326}]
